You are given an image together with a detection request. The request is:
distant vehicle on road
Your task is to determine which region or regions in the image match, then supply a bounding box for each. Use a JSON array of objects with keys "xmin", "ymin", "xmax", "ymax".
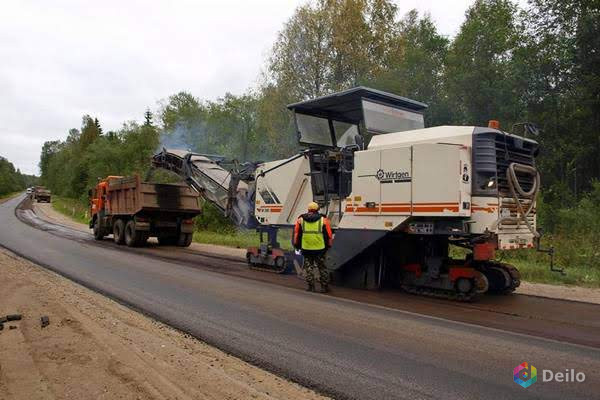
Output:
[
  {"xmin": 26, "ymin": 188, "xmax": 33, "ymax": 195},
  {"xmin": 33, "ymin": 186, "xmax": 52, "ymax": 203},
  {"xmin": 89, "ymin": 175, "xmax": 201, "ymax": 247}
]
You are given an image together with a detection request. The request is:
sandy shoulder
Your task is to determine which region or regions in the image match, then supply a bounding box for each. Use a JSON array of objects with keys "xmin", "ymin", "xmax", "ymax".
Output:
[
  {"xmin": 33, "ymin": 200, "xmax": 90, "ymax": 233},
  {"xmin": 516, "ymin": 281, "xmax": 600, "ymax": 304},
  {"xmin": 32, "ymin": 201, "xmax": 600, "ymax": 305},
  {"xmin": 0, "ymin": 248, "xmax": 328, "ymax": 400}
]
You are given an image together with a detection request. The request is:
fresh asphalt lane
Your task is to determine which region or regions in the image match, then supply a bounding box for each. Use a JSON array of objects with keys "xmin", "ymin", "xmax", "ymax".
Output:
[{"xmin": 1, "ymin": 195, "xmax": 599, "ymax": 400}]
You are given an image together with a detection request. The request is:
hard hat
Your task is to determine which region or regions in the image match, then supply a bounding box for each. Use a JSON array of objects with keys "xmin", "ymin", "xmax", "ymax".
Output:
[{"xmin": 308, "ymin": 201, "xmax": 319, "ymax": 211}]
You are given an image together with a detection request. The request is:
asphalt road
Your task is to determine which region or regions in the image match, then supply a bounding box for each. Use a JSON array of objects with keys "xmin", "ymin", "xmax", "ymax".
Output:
[{"xmin": 1, "ymin": 195, "xmax": 599, "ymax": 400}]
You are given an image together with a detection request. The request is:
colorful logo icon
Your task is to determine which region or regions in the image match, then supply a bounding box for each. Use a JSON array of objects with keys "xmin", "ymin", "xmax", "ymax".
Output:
[{"xmin": 514, "ymin": 362, "xmax": 537, "ymax": 388}]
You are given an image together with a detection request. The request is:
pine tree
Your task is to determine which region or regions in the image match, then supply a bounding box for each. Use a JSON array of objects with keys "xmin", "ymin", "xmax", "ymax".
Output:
[
  {"xmin": 94, "ymin": 118, "xmax": 103, "ymax": 135},
  {"xmin": 144, "ymin": 109, "xmax": 153, "ymax": 127}
]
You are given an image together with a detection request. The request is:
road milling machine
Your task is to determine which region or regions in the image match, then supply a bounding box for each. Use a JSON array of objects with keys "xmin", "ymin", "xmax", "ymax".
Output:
[{"xmin": 153, "ymin": 86, "xmax": 557, "ymax": 300}]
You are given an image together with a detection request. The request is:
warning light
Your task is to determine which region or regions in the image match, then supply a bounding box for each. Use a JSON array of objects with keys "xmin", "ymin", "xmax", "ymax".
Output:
[{"xmin": 488, "ymin": 120, "xmax": 500, "ymax": 129}]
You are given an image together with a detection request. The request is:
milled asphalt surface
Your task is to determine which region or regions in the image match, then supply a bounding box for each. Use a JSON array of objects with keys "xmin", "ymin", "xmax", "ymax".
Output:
[{"xmin": 1, "ymin": 194, "xmax": 599, "ymax": 400}]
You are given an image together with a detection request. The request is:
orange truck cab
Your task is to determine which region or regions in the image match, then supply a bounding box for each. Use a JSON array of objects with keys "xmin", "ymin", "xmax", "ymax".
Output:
[
  {"xmin": 89, "ymin": 175, "xmax": 201, "ymax": 248},
  {"xmin": 90, "ymin": 176, "xmax": 121, "ymax": 218}
]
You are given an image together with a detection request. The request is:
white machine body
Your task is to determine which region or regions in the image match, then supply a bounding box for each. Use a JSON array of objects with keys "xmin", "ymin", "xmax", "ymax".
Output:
[{"xmin": 255, "ymin": 125, "xmax": 537, "ymax": 251}]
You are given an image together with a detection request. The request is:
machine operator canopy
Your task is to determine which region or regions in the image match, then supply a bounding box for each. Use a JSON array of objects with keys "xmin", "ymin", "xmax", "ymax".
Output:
[{"xmin": 287, "ymin": 86, "xmax": 428, "ymax": 149}]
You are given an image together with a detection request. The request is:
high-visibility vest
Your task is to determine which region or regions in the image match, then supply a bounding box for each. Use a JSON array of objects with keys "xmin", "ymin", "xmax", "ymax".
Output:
[{"xmin": 301, "ymin": 217, "xmax": 325, "ymax": 250}]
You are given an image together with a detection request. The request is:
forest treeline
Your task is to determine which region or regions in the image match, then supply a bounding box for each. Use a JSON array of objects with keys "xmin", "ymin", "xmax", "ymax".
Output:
[
  {"xmin": 39, "ymin": 114, "xmax": 159, "ymax": 198},
  {"xmin": 0, "ymin": 156, "xmax": 37, "ymax": 197},
  {"xmin": 40, "ymin": 0, "xmax": 598, "ymax": 214}
]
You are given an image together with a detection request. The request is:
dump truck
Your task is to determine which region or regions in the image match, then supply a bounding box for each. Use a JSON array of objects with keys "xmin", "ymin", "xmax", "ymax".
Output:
[
  {"xmin": 34, "ymin": 186, "xmax": 52, "ymax": 203},
  {"xmin": 89, "ymin": 175, "xmax": 201, "ymax": 247},
  {"xmin": 153, "ymin": 86, "xmax": 560, "ymax": 301}
]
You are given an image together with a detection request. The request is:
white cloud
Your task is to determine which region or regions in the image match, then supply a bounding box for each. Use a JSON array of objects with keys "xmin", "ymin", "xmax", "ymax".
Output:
[{"xmin": 0, "ymin": 0, "xmax": 527, "ymax": 175}]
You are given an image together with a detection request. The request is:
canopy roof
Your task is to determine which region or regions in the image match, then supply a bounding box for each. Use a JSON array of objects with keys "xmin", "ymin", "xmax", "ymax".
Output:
[{"xmin": 287, "ymin": 86, "xmax": 428, "ymax": 124}]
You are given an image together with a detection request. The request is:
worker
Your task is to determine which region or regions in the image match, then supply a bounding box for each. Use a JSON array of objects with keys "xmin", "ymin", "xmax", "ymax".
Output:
[{"xmin": 293, "ymin": 201, "xmax": 333, "ymax": 293}]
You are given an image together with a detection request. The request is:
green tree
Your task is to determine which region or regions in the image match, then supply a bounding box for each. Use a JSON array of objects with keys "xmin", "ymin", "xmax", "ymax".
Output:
[
  {"xmin": 39, "ymin": 140, "xmax": 62, "ymax": 183},
  {"xmin": 205, "ymin": 93, "xmax": 259, "ymax": 161},
  {"xmin": 371, "ymin": 10, "xmax": 451, "ymax": 125},
  {"xmin": 159, "ymin": 92, "xmax": 204, "ymax": 131},
  {"xmin": 269, "ymin": 1, "xmax": 333, "ymax": 99},
  {"xmin": 159, "ymin": 91, "xmax": 208, "ymax": 152},
  {"xmin": 255, "ymin": 84, "xmax": 300, "ymax": 159},
  {"xmin": 0, "ymin": 156, "xmax": 28, "ymax": 196},
  {"xmin": 80, "ymin": 115, "xmax": 102, "ymax": 149},
  {"xmin": 144, "ymin": 108, "xmax": 154, "ymax": 127},
  {"xmin": 445, "ymin": 0, "xmax": 525, "ymax": 126},
  {"xmin": 522, "ymin": 0, "xmax": 600, "ymax": 197},
  {"xmin": 268, "ymin": 0, "xmax": 400, "ymax": 100}
]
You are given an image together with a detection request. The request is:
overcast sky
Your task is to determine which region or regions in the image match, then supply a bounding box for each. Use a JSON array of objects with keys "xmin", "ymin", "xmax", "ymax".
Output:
[{"xmin": 1, "ymin": 0, "xmax": 521, "ymax": 175}]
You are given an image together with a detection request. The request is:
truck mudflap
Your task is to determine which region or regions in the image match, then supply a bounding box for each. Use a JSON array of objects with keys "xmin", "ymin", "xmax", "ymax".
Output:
[
  {"xmin": 134, "ymin": 221, "xmax": 151, "ymax": 231},
  {"xmin": 180, "ymin": 219, "xmax": 196, "ymax": 233}
]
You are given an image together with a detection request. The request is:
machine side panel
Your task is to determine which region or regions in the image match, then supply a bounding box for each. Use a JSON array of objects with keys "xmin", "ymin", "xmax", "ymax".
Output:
[
  {"xmin": 339, "ymin": 147, "xmax": 410, "ymax": 231},
  {"xmin": 255, "ymin": 157, "xmax": 312, "ymax": 226},
  {"xmin": 348, "ymin": 150, "xmax": 381, "ymax": 216},
  {"xmin": 470, "ymin": 196, "xmax": 499, "ymax": 234},
  {"xmin": 411, "ymin": 144, "xmax": 470, "ymax": 216},
  {"xmin": 459, "ymin": 146, "xmax": 472, "ymax": 217},
  {"xmin": 379, "ymin": 147, "xmax": 412, "ymax": 215}
]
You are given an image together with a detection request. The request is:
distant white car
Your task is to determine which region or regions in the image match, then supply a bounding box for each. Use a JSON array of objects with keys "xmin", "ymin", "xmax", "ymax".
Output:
[{"xmin": 26, "ymin": 188, "xmax": 33, "ymax": 194}]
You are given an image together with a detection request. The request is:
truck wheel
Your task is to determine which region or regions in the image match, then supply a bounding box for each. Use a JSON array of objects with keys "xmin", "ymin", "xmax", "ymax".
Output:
[
  {"xmin": 124, "ymin": 220, "xmax": 141, "ymax": 247},
  {"xmin": 93, "ymin": 219, "xmax": 104, "ymax": 240},
  {"xmin": 176, "ymin": 233, "xmax": 193, "ymax": 247},
  {"xmin": 113, "ymin": 219, "xmax": 125, "ymax": 245}
]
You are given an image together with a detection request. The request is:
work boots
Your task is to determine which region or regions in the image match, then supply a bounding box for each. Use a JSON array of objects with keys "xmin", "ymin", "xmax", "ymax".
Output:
[{"xmin": 306, "ymin": 283, "xmax": 315, "ymax": 292}]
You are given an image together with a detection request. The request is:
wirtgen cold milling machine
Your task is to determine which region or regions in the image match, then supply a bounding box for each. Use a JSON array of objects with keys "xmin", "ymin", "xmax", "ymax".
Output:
[{"xmin": 154, "ymin": 87, "xmax": 560, "ymax": 300}]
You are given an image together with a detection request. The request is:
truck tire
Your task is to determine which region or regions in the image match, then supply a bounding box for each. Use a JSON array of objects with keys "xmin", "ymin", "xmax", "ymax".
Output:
[
  {"xmin": 177, "ymin": 232, "xmax": 193, "ymax": 247},
  {"xmin": 93, "ymin": 218, "xmax": 104, "ymax": 240},
  {"xmin": 124, "ymin": 220, "xmax": 142, "ymax": 247},
  {"xmin": 113, "ymin": 219, "xmax": 125, "ymax": 245}
]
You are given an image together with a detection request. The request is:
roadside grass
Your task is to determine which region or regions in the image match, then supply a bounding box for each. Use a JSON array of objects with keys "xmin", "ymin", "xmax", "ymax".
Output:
[
  {"xmin": 192, "ymin": 228, "xmax": 293, "ymax": 250},
  {"xmin": 450, "ymin": 235, "xmax": 600, "ymax": 288},
  {"xmin": 499, "ymin": 235, "xmax": 600, "ymax": 288},
  {"xmin": 511, "ymin": 257, "xmax": 600, "ymax": 287},
  {"xmin": 0, "ymin": 192, "xmax": 21, "ymax": 203},
  {"xmin": 193, "ymin": 230, "xmax": 260, "ymax": 249},
  {"xmin": 51, "ymin": 196, "xmax": 89, "ymax": 225}
]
